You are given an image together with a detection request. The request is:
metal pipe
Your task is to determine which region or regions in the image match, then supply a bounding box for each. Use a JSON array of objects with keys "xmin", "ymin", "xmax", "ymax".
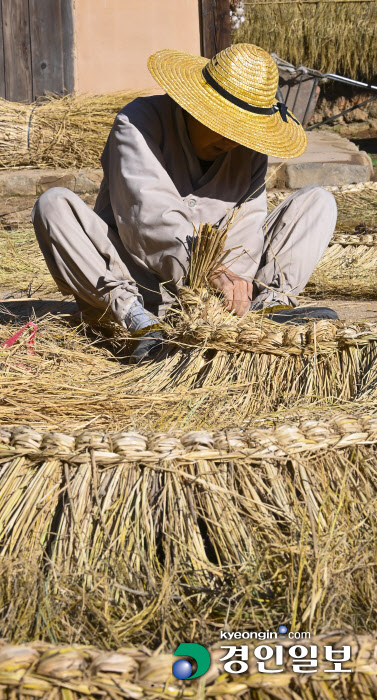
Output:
[{"xmin": 304, "ymin": 70, "xmax": 377, "ymax": 92}]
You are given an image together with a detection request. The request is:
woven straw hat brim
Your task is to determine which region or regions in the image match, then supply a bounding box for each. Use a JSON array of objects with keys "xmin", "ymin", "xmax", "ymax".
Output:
[{"xmin": 148, "ymin": 49, "xmax": 307, "ymax": 159}]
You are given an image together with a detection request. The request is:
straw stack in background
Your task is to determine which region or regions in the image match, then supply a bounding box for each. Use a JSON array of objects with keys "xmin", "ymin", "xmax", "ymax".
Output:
[
  {"xmin": 0, "ymin": 91, "xmax": 146, "ymax": 169},
  {"xmin": 233, "ymin": 0, "xmax": 377, "ymax": 81},
  {"xmin": 308, "ymin": 227, "xmax": 377, "ymax": 299}
]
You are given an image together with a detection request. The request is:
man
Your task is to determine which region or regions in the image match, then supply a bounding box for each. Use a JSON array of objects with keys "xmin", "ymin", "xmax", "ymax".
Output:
[{"xmin": 33, "ymin": 44, "xmax": 338, "ymax": 363}]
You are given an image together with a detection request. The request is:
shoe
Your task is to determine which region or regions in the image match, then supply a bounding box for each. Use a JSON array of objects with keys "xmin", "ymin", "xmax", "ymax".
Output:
[
  {"xmin": 265, "ymin": 305, "xmax": 339, "ymax": 325},
  {"xmin": 129, "ymin": 330, "xmax": 164, "ymax": 364}
]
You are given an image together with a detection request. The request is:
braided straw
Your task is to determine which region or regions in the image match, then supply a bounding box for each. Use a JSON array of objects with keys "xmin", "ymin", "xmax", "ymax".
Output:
[
  {"xmin": 147, "ymin": 44, "xmax": 307, "ymax": 158},
  {"xmin": 164, "ymin": 301, "xmax": 377, "ymax": 356},
  {"xmin": 0, "ymin": 633, "xmax": 376, "ymax": 699},
  {"xmin": 0, "ymin": 411, "xmax": 376, "ymax": 462}
]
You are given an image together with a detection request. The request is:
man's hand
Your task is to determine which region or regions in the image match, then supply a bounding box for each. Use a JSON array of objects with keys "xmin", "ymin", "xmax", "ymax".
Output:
[{"xmin": 209, "ymin": 266, "xmax": 254, "ymax": 317}]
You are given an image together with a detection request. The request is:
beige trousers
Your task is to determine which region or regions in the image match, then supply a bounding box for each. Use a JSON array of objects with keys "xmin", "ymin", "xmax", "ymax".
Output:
[{"xmin": 32, "ymin": 185, "xmax": 337, "ymax": 325}]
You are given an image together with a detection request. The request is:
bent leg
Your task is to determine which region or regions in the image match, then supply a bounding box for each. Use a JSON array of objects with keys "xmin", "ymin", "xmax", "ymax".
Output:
[
  {"xmin": 33, "ymin": 187, "xmax": 146, "ymax": 325},
  {"xmin": 253, "ymin": 186, "xmax": 337, "ymax": 306}
]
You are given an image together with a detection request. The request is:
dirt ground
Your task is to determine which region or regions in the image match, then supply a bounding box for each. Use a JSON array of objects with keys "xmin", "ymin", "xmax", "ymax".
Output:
[{"xmin": 1, "ymin": 193, "xmax": 377, "ymax": 324}]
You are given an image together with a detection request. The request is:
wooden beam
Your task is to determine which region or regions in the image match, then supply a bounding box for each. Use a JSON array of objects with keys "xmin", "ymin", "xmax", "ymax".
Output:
[
  {"xmin": 199, "ymin": 0, "xmax": 231, "ymax": 59},
  {"xmin": 2, "ymin": 0, "xmax": 32, "ymax": 102}
]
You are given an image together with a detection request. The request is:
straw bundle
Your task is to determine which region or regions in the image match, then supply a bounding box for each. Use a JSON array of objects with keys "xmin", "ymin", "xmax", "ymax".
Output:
[
  {"xmin": 0, "ymin": 91, "xmax": 146, "ymax": 169},
  {"xmin": 0, "ymin": 633, "xmax": 376, "ymax": 699},
  {"xmin": 1, "ymin": 409, "xmax": 377, "ymax": 647},
  {"xmin": 307, "ymin": 230, "xmax": 377, "ymax": 298},
  {"xmin": 234, "ymin": 0, "xmax": 377, "ymax": 81}
]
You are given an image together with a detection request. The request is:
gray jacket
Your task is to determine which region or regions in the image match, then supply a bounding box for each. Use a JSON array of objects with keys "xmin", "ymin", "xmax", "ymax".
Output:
[{"xmin": 95, "ymin": 94, "xmax": 268, "ymax": 289}]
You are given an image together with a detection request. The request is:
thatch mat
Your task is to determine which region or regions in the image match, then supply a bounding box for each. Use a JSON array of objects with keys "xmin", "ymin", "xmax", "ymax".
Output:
[
  {"xmin": 267, "ymin": 183, "xmax": 377, "ymax": 234},
  {"xmin": 274, "ymin": 182, "xmax": 377, "ymax": 299},
  {"xmin": 0, "ymin": 312, "xmax": 376, "ymax": 431},
  {"xmin": 1, "ymin": 410, "xmax": 377, "ymax": 648},
  {"xmin": 275, "ymin": 183, "xmax": 377, "ymax": 299},
  {"xmin": 0, "ymin": 633, "xmax": 376, "ymax": 699}
]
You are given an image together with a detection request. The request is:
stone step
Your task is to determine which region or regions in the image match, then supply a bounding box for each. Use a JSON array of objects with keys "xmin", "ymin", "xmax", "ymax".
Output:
[
  {"xmin": 267, "ymin": 131, "xmax": 373, "ymax": 188},
  {"xmin": 0, "ymin": 132, "xmax": 373, "ymax": 197}
]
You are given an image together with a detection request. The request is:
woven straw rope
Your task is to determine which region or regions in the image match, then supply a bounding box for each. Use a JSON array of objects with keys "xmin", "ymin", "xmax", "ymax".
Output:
[
  {"xmin": 165, "ymin": 315, "xmax": 377, "ymax": 356},
  {"xmin": 0, "ymin": 633, "xmax": 376, "ymax": 697},
  {"xmin": 0, "ymin": 413, "xmax": 376, "ymax": 464}
]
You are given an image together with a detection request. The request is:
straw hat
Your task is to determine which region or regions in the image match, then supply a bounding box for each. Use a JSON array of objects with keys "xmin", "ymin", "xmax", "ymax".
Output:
[{"xmin": 148, "ymin": 44, "xmax": 307, "ymax": 158}]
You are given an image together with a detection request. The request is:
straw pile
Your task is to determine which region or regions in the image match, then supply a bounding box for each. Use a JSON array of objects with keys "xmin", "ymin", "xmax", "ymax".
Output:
[
  {"xmin": 233, "ymin": 0, "xmax": 377, "ymax": 81},
  {"xmin": 307, "ymin": 227, "xmax": 377, "ymax": 299},
  {"xmin": 0, "ymin": 91, "xmax": 146, "ymax": 169},
  {"xmin": 0, "ymin": 632, "xmax": 376, "ymax": 699},
  {"xmin": 0, "ymin": 407, "xmax": 377, "ymax": 650},
  {"xmin": 268, "ymin": 184, "xmax": 377, "ymax": 299}
]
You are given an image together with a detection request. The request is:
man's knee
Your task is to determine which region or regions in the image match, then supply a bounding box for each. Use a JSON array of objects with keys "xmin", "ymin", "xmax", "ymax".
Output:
[
  {"xmin": 296, "ymin": 185, "xmax": 337, "ymax": 214},
  {"xmin": 32, "ymin": 187, "xmax": 74, "ymax": 225}
]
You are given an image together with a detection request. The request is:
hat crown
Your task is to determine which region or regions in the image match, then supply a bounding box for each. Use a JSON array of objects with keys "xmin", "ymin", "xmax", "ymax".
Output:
[{"xmin": 206, "ymin": 44, "xmax": 278, "ymax": 108}]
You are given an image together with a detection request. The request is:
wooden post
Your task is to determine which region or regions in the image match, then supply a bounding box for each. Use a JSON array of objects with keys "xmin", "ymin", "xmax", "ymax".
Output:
[
  {"xmin": 29, "ymin": 0, "xmax": 65, "ymax": 100},
  {"xmin": 2, "ymin": 0, "xmax": 33, "ymax": 102},
  {"xmin": 199, "ymin": 0, "xmax": 231, "ymax": 59},
  {"xmin": 0, "ymin": 1, "xmax": 5, "ymax": 98}
]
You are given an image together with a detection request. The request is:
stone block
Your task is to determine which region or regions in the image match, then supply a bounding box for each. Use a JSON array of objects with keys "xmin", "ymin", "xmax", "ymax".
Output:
[
  {"xmin": 0, "ymin": 171, "xmax": 38, "ymax": 197},
  {"xmin": 36, "ymin": 171, "xmax": 77, "ymax": 195},
  {"xmin": 0, "ymin": 168, "xmax": 104, "ymax": 198},
  {"xmin": 285, "ymin": 161, "xmax": 372, "ymax": 189},
  {"xmin": 74, "ymin": 169, "xmax": 103, "ymax": 194}
]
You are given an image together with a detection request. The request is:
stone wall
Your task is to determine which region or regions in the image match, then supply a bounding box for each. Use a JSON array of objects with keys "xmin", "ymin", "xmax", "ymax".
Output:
[{"xmin": 309, "ymin": 83, "xmax": 377, "ymax": 132}]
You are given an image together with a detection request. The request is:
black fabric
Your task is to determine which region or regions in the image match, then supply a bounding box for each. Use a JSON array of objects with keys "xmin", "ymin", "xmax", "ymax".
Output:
[
  {"xmin": 198, "ymin": 157, "xmax": 215, "ymax": 174},
  {"xmin": 129, "ymin": 330, "xmax": 164, "ymax": 364},
  {"xmin": 267, "ymin": 306, "xmax": 339, "ymax": 325},
  {"xmin": 201, "ymin": 66, "xmax": 300, "ymax": 125}
]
